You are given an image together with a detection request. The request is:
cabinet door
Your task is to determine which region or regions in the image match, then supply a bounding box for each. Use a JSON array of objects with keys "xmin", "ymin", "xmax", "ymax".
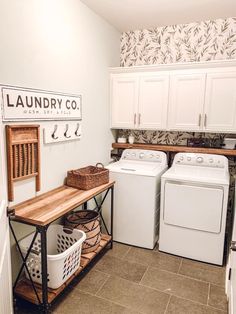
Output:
[
  {"xmin": 110, "ymin": 75, "xmax": 138, "ymax": 128},
  {"xmin": 138, "ymin": 74, "xmax": 169, "ymax": 130},
  {"xmin": 204, "ymin": 72, "xmax": 236, "ymax": 132},
  {"xmin": 168, "ymin": 73, "xmax": 206, "ymax": 131}
]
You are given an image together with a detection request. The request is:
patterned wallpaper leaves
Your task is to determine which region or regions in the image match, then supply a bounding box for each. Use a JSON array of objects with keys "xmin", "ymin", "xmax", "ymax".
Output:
[{"xmin": 120, "ymin": 17, "xmax": 236, "ymax": 66}]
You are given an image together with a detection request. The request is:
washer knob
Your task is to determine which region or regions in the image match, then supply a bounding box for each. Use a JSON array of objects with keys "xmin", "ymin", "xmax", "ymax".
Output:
[
  {"xmin": 139, "ymin": 152, "xmax": 145, "ymax": 159},
  {"xmin": 179, "ymin": 156, "xmax": 184, "ymax": 161},
  {"xmin": 187, "ymin": 157, "xmax": 191, "ymax": 161},
  {"xmin": 149, "ymin": 153, "xmax": 154, "ymax": 158},
  {"xmin": 209, "ymin": 158, "xmax": 213, "ymax": 163},
  {"xmin": 196, "ymin": 157, "xmax": 204, "ymax": 163}
]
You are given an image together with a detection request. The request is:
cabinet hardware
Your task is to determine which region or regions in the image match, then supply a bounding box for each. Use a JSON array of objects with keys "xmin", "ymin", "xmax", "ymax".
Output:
[
  {"xmin": 134, "ymin": 113, "xmax": 136, "ymax": 125},
  {"xmin": 198, "ymin": 114, "xmax": 201, "ymax": 127},
  {"xmin": 231, "ymin": 241, "xmax": 236, "ymax": 251},
  {"xmin": 204, "ymin": 114, "xmax": 207, "ymax": 127},
  {"xmin": 138, "ymin": 113, "xmax": 141, "ymax": 125},
  {"xmin": 228, "ymin": 268, "xmax": 232, "ymax": 281}
]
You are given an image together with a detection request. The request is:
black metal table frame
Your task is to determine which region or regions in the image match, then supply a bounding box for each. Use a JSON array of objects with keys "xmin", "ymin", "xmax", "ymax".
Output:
[{"xmin": 8, "ymin": 185, "xmax": 114, "ymax": 313}]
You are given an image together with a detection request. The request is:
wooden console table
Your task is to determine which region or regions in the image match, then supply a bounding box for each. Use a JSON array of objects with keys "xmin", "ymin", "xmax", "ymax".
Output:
[{"xmin": 8, "ymin": 181, "xmax": 115, "ymax": 313}]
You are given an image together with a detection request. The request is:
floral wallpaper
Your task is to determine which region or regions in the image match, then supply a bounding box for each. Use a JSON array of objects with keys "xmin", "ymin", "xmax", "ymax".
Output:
[
  {"xmin": 120, "ymin": 17, "xmax": 236, "ymax": 66},
  {"xmin": 117, "ymin": 17, "xmax": 236, "ymax": 236}
]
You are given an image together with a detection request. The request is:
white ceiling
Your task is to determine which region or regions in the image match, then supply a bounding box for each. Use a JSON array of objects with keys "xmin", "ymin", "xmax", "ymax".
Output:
[{"xmin": 80, "ymin": 0, "xmax": 236, "ymax": 32}]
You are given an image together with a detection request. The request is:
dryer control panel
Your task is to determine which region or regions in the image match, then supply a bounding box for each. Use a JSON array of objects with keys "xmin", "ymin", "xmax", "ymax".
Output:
[
  {"xmin": 173, "ymin": 153, "xmax": 228, "ymax": 169},
  {"xmin": 121, "ymin": 149, "xmax": 167, "ymax": 165}
]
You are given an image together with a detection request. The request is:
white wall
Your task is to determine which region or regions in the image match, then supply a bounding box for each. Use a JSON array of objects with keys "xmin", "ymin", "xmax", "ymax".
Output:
[{"xmin": 0, "ymin": 0, "xmax": 120, "ymax": 278}]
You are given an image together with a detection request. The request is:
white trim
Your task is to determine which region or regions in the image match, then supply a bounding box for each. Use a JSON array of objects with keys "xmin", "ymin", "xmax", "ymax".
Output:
[{"xmin": 110, "ymin": 59, "xmax": 236, "ymax": 73}]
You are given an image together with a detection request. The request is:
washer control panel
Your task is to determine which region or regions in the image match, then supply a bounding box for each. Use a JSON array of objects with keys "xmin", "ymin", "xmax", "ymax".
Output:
[
  {"xmin": 121, "ymin": 149, "xmax": 167, "ymax": 164},
  {"xmin": 174, "ymin": 153, "xmax": 227, "ymax": 169}
]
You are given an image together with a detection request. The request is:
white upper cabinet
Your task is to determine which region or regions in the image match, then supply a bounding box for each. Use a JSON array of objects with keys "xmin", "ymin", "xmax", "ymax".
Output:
[
  {"xmin": 168, "ymin": 72, "xmax": 206, "ymax": 131},
  {"xmin": 110, "ymin": 60, "xmax": 236, "ymax": 133},
  {"xmin": 138, "ymin": 74, "xmax": 169, "ymax": 129},
  {"xmin": 111, "ymin": 75, "xmax": 138, "ymax": 128},
  {"xmin": 110, "ymin": 73, "xmax": 169, "ymax": 130},
  {"xmin": 204, "ymin": 71, "xmax": 236, "ymax": 132}
]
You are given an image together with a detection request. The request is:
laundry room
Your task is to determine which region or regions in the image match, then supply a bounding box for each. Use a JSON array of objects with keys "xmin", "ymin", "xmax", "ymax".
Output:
[{"xmin": 0, "ymin": 0, "xmax": 236, "ymax": 313}]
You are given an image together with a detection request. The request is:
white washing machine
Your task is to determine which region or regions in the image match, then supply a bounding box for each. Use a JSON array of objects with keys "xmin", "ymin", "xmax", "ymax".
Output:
[
  {"xmin": 103, "ymin": 149, "xmax": 167, "ymax": 249},
  {"xmin": 159, "ymin": 153, "xmax": 229, "ymax": 265}
]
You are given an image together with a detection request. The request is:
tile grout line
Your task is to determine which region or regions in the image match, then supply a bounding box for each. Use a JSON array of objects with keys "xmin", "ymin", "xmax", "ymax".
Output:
[
  {"xmin": 76, "ymin": 288, "xmax": 142, "ymax": 313},
  {"xmin": 207, "ymin": 282, "xmax": 211, "ymax": 306},
  {"xmin": 139, "ymin": 281, "xmax": 208, "ymax": 307},
  {"xmin": 95, "ymin": 274, "xmax": 111, "ymax": 296},
  {"xmin": 147, "ymin": 265, "xmax": 221, "ymax": 286},
  {"xmin": 164, "ymin": 295, "xmax": 172, "ymax": 314},
  {"xmin": 138, "ymin": 265, "xmax": 150, "ymax": 285},
  {"xmin": 121, "ymin": 246, "xmax": 132, "ymax": 260},
  {"xmin": 177, "ymin": 258, "xmax": 183, "ymax": 274}
]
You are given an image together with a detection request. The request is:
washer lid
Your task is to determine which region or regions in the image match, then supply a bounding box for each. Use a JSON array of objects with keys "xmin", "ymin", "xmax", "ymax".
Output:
[{"xmin": 106, "ymin": 160, "xmax": 166, "ymax": 176}]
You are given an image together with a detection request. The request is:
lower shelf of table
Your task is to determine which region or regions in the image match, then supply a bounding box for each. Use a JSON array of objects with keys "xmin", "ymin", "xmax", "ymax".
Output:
[{"xmin": 14, "ymin": 234, "xmax": 112, "ymax": 305}]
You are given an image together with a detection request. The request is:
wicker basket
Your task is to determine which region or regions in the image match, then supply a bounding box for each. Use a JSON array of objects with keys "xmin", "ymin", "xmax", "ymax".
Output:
[
  {"xmin": 66, "ymin": 163, "xmax": 109, "ymax": 190},
  {"xmin": 64, "ymin": 210, "xmax": 101, "ymax": 254}
]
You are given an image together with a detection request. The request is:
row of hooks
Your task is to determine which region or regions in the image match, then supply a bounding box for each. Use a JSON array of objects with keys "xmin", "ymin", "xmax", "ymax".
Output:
[
  {"xmin": 51, "ymin": 123, "xmax": 81, "ymax": 140},
  {"xmin": 44, "ymin": 122, "xmax": 82, "ymax": 144}
]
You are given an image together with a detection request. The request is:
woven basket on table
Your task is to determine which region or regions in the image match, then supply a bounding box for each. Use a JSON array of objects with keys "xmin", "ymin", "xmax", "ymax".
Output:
[
  {"xmin": 66, "ymin": 163, "xmax": 109, "ymax": 190},
  {"xmin": 64, "ymin": 210, "xmax": 101, "ymax": 254}
]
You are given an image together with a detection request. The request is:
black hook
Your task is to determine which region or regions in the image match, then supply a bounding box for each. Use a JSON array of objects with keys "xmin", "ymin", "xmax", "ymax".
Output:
[
  {"xmin": 64, "ymin": 124, "xmax": 71, "ymax": 138},
  {"xmin": 52, "ymin": 125, "xmax": 58, "ymax": 139},
  {"xmin": 75, "ymin": 123, "xmax": 80, "ymax": 137}
]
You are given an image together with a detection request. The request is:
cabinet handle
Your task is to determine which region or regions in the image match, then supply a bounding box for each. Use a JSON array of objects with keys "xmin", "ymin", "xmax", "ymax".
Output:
[
  {"xmin": 198, "ymin": 114, "xmax": 201, "ymax": 127},
  {"xmin": 138, "ymin": 113, "xmax": 141, "ymax": 125},
  {"xmin": 134, "ymin": 113, "xmax": 136, "ymax": 125},
  {"xmin": 204, "ymin": 114, "xmax": 207, "ymax": 127}
]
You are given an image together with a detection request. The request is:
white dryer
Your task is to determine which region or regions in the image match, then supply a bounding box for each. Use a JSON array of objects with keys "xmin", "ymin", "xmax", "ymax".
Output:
[
  {"xmin": 159, "ymin": 153, "xmax": 229, "ymax": 265},
  {"xmin": 103, "ymin": 149, "xmax": 167, "ymax": 249}
]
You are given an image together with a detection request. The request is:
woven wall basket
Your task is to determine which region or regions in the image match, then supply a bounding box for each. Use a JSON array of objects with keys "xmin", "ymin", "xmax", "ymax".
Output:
[{"xmin": 64, "ymin": 210, "xmax": 101, "ymax": 254}]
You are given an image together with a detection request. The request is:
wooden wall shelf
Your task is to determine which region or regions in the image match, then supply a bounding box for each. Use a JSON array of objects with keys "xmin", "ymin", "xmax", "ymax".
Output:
[{"xmin": 112, "ymin": 143, "xmax": 236, "ymax": 157}]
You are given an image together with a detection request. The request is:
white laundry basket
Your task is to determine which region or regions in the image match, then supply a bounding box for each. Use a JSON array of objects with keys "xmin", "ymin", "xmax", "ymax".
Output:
[{"xmin": 19, "ymin": 224, "xmax": 86, "ymax": 289}]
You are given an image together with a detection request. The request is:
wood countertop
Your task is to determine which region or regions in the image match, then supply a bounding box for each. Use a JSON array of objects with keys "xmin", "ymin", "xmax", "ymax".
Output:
[
  {"xmin": 112, "ymin": 143, "xmax": 236, "ymax": 157},
  {"xmin": 10, "ymin": 181, "xmax": 115, "ymax": 226}
]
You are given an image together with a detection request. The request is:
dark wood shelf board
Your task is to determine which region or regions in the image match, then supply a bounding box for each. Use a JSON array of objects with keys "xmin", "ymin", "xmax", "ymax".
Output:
[
  {"xmin": 112, "ymin": 142, "xmax": 236, "ymax": 156},
  {"xmin": 14, "ymin": 234, "xmax": 111, "ymax": 305}
]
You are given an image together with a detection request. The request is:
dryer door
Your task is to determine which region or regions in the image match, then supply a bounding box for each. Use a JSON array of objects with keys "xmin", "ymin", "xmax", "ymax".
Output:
[{"xmin": 163, "ymin": 181, "xmax": 224, "ymax": 233}]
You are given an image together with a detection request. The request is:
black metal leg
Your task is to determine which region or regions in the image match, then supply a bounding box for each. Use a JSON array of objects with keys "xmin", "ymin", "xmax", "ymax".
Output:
[
  {"xmin": 110, "ymin": 186, "xmax": 114, "ymax": 249},
  {"xmin": 93, "ymin": 189, "xmax": 110, "ymax": 235},
  {"xmin": 9, "ymin": 220, "xmax": 41, "ymax": 305},
  {"xmin": 39, "ymin": 226, "xmax": 50, "ymax": 313}
]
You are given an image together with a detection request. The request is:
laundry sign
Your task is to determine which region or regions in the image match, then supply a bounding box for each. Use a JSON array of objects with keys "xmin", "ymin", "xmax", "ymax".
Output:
[{"xmin": 1, "ymin": 86, "xmax": 82, "ymax": 121}]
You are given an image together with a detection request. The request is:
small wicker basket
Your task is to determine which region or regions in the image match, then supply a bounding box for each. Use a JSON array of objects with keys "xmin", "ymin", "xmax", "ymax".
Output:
[
  {"xmin": 64, "ymin": 210, "xmax": 101, "ymax": 254},
  {"xmin": 66, "ymin": 163, "xmax": 109, "ymax": 190}
]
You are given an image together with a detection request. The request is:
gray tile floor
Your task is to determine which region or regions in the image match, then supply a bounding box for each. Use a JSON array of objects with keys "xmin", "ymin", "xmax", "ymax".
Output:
[{"xmin": 15, "ymin": 243, "xmax": 228, "ymax": 314}]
